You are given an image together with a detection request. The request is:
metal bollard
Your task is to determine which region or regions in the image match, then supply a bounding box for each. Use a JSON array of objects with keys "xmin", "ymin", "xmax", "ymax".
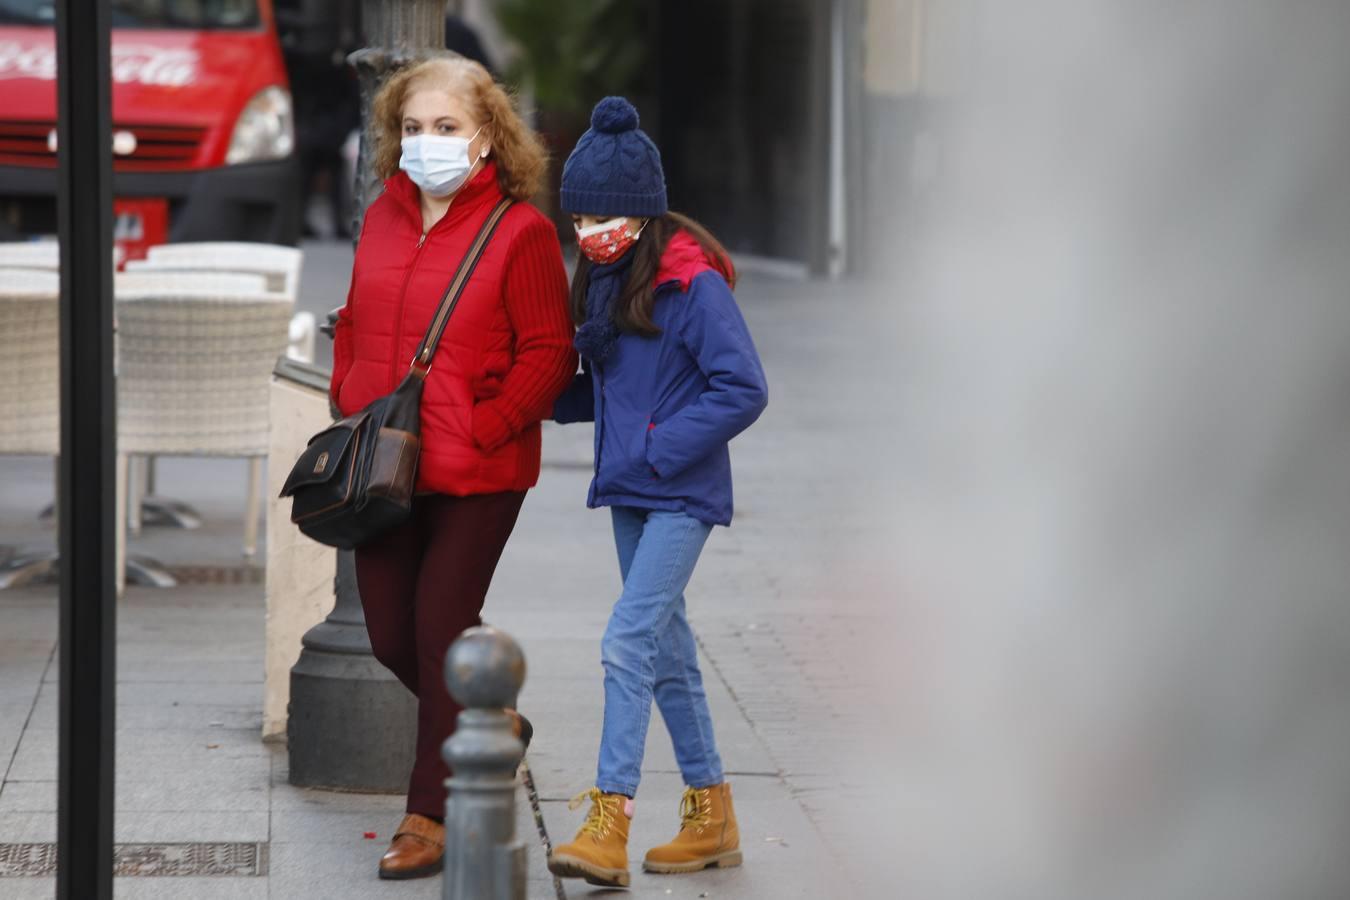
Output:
[{"xmin": 442, "ymin": 627, "xmax": 528, "ymax": 900}]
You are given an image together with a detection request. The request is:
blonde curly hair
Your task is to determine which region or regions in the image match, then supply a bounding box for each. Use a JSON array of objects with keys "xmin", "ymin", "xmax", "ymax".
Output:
[{"xmin": 370, "ymin": 57, "xmax": 548, "ymax": 201}]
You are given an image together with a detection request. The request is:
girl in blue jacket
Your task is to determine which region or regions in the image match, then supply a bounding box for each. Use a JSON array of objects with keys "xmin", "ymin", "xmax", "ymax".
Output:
[{"xmin": 548, "ymin": 98, "xmax": 768, "ymax": 889}]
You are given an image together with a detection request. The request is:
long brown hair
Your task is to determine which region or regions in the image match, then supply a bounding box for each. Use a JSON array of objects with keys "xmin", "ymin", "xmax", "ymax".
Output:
[
  {"xmin": 370, "ymin": 57, "xmax": 548, "ymax": 201},
  {"xmin": 569, "ymin": 212, "xmax": 736, "ymax": 336}
]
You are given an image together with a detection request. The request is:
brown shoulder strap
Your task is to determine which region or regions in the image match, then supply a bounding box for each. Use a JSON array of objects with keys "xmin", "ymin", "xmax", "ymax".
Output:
[{"xmin": 409, "ymin": 197, "xmax": 514, "ymax": 378}]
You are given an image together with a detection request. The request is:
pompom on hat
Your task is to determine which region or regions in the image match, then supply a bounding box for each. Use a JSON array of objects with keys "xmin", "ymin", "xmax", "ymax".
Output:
[{"xmin": 560, "ymin": 97, "xmax": 668, "ymax": 218}]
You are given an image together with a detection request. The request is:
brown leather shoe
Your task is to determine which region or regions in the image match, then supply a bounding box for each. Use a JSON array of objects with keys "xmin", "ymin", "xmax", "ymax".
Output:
[
  {"xmin": 378, "ymin": 813, "xmax": 444, "ymax": 880},
  {"xmin": 506, "ymin": 709, "xmax": 533, "ymax": 750}
]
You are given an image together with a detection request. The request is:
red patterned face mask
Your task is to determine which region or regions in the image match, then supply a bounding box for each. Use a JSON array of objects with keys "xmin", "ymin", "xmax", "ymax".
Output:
[{"xmin": 576, "ymin": 217, "xmax": 645, "ymax": 265}]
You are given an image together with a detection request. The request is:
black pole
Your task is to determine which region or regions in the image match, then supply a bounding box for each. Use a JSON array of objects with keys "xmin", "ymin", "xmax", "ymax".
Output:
[{"xmin": 55, "ymin": 0, "xmax": 116, "ymax": 897}]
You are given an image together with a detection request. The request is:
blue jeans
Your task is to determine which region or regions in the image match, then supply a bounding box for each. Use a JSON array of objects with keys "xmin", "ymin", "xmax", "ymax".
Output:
[{"xmin": 596, "ymin": 506, "xmax": 724, "ymax": 797}]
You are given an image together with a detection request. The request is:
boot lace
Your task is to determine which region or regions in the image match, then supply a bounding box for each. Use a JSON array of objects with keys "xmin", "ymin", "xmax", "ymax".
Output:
[
  {"xmin": 678, "ymin": 787, "xmax": 713, "ymax": 833},
  {"xmin": 571, "ymin": 788, "xmax": 618, "ymax": 839}
]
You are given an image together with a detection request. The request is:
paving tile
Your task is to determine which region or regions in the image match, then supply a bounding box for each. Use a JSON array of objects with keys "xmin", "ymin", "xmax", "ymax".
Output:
[
  {"xmin": 0, "ymin": 877, "xmax": 56, "ymax": 899},
  {"xmin": 1, "ymin": 735, "xmax": 53, "ymax": 782},
  {"xmin": 113, "ymin": 778, "xmax": 269, "ymax": 813},
  {"xmin": 6, "ymin": 729, "xmax": 270, "ymax": 783},
  {"xmin": 8, "ymin": 693, "xmax": 49, "ymax": 726},
  {"xmin": 268, "ymin": 782, "xmax": 405, "ymax": 814},
  {"xmin": 18, "ymin": 722, "xmax": 266, "ymax": 746},
  {"xmin": 0, "ymin": 781, "xmax": 54, "ymax": 812},
  {"xmin": 0, "ymin": 599, "xmax": 57, "ymax": 626},
  {"xmin": 4, "ymin": 768, "xmax": 268, "ymax": 828},
  {"xmin": 267, "ymin": 841, "xmax": 439, "ymax": 900},
  {"xmin": 0, "ymin": 811, "xmax": 55, "ymax": 842},
  {"xmin": 112, "ymin": 876, "xmax": 268, "ymax": 899},
  {"xmin": 1, "ymin": 705, "xmax": 36, "ymax": 773},
  {"xmin": 115, "ymin": 641, "xmax": 261, "ymax": 667},
  {"xmin": 109, "ymin": 681, "xmax": 264, "ymax": 709},
  {"xmin": 0, "ymin": 683, "xmax": 42, "ymax": 709},
  {"xmin": 59, "ymin": 701, "xmax": 261, "ymax": 732},
  {"xmin": 0, "ymin": 642, "xmax": 54, "ymax": 667},
  {"xmin": 270, "ymin": 809, "xmax": 405, "ymax": 845},
  {"xmin": 121, "ymin": 659, "xmax": 262, "ymax": 685},
  {"xmin": 113, "ymin": 811, "xmax": 269, "ymax": 843},
  {"xmin": 42, "ymin": 660, "xmax": 264, "ymax": 685}
]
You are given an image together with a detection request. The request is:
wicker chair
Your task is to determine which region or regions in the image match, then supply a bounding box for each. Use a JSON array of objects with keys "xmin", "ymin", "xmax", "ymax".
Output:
[
  {"xmin": 0, "ymin": 270, "xmax": 59, "ymax": 588},
  {"xmin": 0, "ymin": 241, "xmax": 124, "ymax": 270},
  {"xmin": 0, "ymin": 265, "xmax": 61, "ymax": 281},
  {"xmin": 121, "ymin": 248, "xmax": 308, "ymax": 510},
  {"xmin": 116, "ymin": 270, "xmax": 272, "ymax": 296},
  {"xmin": 115, "ymin": 271, "xmax": 275, "ymax": 537},
  {"xmin": 129, "ymin": 242, "xmax": 303, "ymax": 297},
  {"xmin": 0, "ymin": 268, "xmax": 163, "ymax": 591},
  {"xmin": 116, "ymin": 281, "xmax": 291, "ymax": 559}
]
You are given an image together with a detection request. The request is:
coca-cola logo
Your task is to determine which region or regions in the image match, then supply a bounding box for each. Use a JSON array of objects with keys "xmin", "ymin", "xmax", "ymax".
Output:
[{"xmin": 0, "ymin": 41, "xmax": 199, "ymax": 86}]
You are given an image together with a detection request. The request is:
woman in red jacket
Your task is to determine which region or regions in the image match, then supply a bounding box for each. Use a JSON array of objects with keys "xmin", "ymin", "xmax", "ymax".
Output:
[{"xmin": 329, "ymin": 57, "xmax": 576, "ymax": 880}]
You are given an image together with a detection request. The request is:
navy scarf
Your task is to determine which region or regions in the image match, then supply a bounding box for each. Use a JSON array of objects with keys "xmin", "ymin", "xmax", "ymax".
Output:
[{"xmin": 573, "ymin": 252, "xmax": 635, "ymax": 363}]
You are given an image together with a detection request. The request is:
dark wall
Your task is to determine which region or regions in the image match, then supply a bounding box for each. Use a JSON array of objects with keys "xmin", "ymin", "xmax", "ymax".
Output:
[{"xmin": 653, "ymin": 0, "xmax": 829, "ymax": 265}]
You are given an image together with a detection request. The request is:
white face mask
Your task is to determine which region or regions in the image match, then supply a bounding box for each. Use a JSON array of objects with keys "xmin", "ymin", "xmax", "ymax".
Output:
[{"xmin": 399, "ymin": 126, "xmax": 484, "ymax": 197}]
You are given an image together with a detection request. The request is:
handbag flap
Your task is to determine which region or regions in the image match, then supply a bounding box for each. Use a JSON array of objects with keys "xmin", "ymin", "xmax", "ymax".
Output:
[{"xmin": 279, "ymin": 413, "xmax": 367, "ymax": 497}]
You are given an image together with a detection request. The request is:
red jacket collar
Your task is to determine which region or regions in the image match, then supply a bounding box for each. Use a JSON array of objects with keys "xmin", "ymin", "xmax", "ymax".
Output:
[
  {"xmin": 654, "ymin": 229, "xmax": 734, "ymax": 291},
  {"xmin": 384, "ymin": 161, "xmax": 503, "ymax": 224}
]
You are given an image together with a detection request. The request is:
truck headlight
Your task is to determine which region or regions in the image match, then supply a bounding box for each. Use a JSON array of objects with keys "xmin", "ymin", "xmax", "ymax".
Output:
[{"xmin": 226, "ymin": 86, "xmax": 294, "ymax": 165}]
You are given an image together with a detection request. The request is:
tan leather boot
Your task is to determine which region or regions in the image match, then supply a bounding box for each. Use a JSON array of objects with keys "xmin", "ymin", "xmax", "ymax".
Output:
[
  {"xmin": 378, "ymin": 813, "xmax": 444, "ymax": 880},
  {"xmin": 643, "ymin": 783, "xmax": 742, "ymax": 874},
  {"xmin": 547, "ymin": 788, "xmax": 632, "ymax": 887}
]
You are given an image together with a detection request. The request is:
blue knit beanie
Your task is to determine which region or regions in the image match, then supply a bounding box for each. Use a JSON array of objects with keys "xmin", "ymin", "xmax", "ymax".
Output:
[{"xmin": 560, "ymin": 97, "xmax": 668, "ymax": 218}]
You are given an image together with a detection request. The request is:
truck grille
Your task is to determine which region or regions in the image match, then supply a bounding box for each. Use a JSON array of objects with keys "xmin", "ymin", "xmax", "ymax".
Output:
[
  {"xmin": 0, "ymin": 121, "xmax": 52, "ymax": 166},
  {"xmin": 0, "ymin": 121, "xmax": 206, "ymax": 170}
]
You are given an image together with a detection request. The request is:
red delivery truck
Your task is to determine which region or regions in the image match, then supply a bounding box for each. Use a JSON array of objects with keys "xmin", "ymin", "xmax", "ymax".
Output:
[{"xmin": 0, "ymin": 0, "xmax": 299, "ymax": 260}]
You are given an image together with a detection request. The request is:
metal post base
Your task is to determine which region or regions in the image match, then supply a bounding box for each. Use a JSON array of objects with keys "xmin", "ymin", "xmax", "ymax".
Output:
[
  {"xmin": 288, "ymin": 648, "xmax": 417, "ymax": 791},
  {"xmin": 0, "ymin": 551, "xmax": 59, "ymax": 589},
  {"xmin": 124, "ymin": 555, "xmax": 177, "ymax": 588},
  {"xmin": 287, "ymin": 550, "xmax": 417, "ymax": 791},
  {"xmin": 0, "ymin": 552, "xmax": 177, "ymax": 590},
  {"xmin": 44, "ymin": 497, "xmax": 199, "ymax": 530},
  {"xmin": 139, "ymin": 497, "xmax": 203, "ymax": 530}
]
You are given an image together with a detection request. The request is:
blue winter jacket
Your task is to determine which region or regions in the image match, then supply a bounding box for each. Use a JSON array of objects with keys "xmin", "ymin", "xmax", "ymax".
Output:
[{"xmin": 553, "ymin": 234, "xmax": 768, "ymax": 526}]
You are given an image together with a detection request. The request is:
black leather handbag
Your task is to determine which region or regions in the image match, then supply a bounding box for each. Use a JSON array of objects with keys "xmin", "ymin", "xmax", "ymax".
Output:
[{"xmin": 280, "ymin": 198, "xmax": 513, "ymax": 549}]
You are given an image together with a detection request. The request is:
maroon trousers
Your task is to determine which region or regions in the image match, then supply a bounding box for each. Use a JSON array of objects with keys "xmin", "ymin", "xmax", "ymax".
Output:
[{"xmin": 353, "ymin": 490, "xmax": 526, "ymax": 817}]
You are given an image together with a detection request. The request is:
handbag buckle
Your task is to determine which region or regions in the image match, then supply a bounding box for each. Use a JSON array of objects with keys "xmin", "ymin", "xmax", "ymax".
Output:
[{"xmin": 410, "ymin": 348, "xmax": 433, "ymax": 378}]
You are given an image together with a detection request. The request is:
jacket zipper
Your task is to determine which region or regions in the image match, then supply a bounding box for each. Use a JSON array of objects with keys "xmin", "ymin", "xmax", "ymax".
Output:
[
  {"xmin": 387, "ymin": 228, "xmax": 433, "ymax": 390},
  {"xmin": 593, "ymin": 364, "xmax": 606, "ymax": 482},
  {"xmin": 386, "ymin": 187, "xmax": 480, "ymax": 390}
]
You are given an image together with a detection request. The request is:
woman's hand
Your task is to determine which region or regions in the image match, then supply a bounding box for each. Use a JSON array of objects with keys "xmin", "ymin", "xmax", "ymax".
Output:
[{"xmin": 471, "ymin": 401, "xmax": 513, "ymax": 452}]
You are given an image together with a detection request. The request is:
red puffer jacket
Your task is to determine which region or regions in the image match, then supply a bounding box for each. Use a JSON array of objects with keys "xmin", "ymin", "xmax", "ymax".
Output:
[{"xmin": 331, "ymin": 165, "xmax": 576, "ymax": 496}]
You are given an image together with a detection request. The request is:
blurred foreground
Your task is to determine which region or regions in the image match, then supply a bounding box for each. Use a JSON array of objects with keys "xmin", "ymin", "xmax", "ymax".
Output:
[{"xmin": 872, "ymin": 3, "xmax": 1350, "ymax": 899}]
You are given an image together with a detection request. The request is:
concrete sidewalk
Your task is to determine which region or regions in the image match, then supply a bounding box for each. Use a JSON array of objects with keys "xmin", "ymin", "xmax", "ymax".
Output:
[{"xmin": 0, "ymin": 263, "xmax": 893, "ymax": 898}]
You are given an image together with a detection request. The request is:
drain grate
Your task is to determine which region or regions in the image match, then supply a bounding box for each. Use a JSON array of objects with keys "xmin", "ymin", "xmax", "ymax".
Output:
[{"xmin": 0, "ymin": 842, "xmax": 268, "ymax": 877}]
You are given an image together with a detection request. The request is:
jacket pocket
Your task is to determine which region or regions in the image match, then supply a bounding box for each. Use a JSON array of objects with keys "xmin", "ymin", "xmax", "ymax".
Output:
[
  {"xmin": 336, "ymin": 359, "xmax": 378, "ymax": 417},
  {"xmin": 643, "ymin": 422, "xmax": 659, "ymax": 478},
  {"xmin": 470, "ymin": 370, "xmax": 505, "ymax": 401},
  {"xmin": 597, "ymin": 416, "xmax": 656, "ymax": 496}
]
